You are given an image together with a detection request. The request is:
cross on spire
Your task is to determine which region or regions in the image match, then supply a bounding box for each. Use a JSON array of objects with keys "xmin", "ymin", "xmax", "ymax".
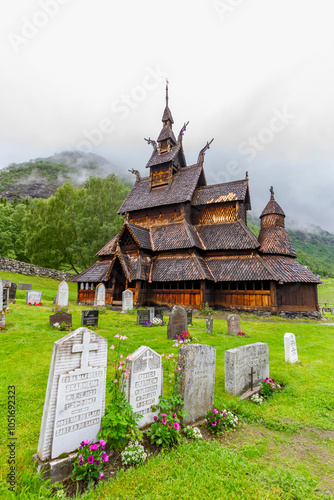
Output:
[
  {"xmin": 72, "ymin": 331, "xmax": 98, "ymax": 370},
  {"xmin": 270, "ymin": 186, "xmax": 275, "ymax": 200},
  {"xmin": 166, "ymin": 78, "xmax": 169, "ymax": 107}
]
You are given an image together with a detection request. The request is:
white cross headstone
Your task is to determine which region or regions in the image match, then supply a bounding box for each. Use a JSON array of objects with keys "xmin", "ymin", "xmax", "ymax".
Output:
[
  {"xmin": 94, "ymin": 283, "xmax": 106, "ymax": 308},
  {"xmin": 284, "ymin": 333, "xmax": 298, "ymax": 363},
  {"xmin": 37, "ymin": 327, "xmax": 108, "ymax": 461},
  {"xmin": 56, "ymin": 281, "xmax": 69, "ymax": 308},
  {"xmin": 124, "ymin": 346, "xmax": 163, "ymax": 427}
]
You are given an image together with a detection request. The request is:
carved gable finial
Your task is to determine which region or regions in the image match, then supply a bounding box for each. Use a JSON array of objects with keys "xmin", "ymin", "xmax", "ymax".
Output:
[
  {"xmin": 197, "ymin": 138, "xmax": 214, "ymax": 166},
  {"xmin": 144, "ymin": 137, "xmax": 157, "ymax": 151},
  {"xmin": 128, "ymin": 168, "xmax": 141, "ymax": 184}
]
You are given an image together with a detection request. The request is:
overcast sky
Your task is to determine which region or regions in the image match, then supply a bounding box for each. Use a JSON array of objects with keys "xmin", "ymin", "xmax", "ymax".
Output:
[{"xmin": 1, "ymin": 0, "xmax": 334, "ymax": 231}]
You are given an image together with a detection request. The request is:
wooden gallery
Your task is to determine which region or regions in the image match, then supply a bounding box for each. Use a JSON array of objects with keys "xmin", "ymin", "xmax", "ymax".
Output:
[{"xmin": 75, "ymin": 88, "xmax": 320, "ymax": 314}]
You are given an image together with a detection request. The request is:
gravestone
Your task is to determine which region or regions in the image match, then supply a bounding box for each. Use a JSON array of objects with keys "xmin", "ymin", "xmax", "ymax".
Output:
[
  {"xmin": 227, "ymin": 314, "xmax": 241, "ymax": 335},
  {"xmin": 147, "ymin": 307, "xmax": 155, "ymax": 323},
  {"xmin": 155, "ymin": 308, "xmax": 164, "ymax": 321},
  {"xmin": 137, "ymin": 309, "xmax": 150, "ymax": 325},
  {"xmin": 85, "ymin": 283, "xmax": 89, "ymax": 290},
  {"xmin": 26, "ymin": 290, "xmax": 43, "ymax": 304},
  {"xmin": 122, "ymin": 289, "xmax": 133, "ymax": 312},
  {"xmin": 187, "ymin": 310, "xmax": 193, "ymax": 326},
  {"xmin": 284, "ymin": 332, "xmax": 298, "ymax": 363},
  {"xmin": 124, "ymin": 346, "xmax": 163, "ymax": 428},
  {"xmin": 2, "ymin": 280, "xmax": 10, "ymax": 309},
  {"xmin": 225, "ymin": 342, "xmax": 269, "ymax": 396},
  {"xmin": 331, "ymin": 308, "xmax": 334, "ymax": 315},
  {"xmin": 18, "ymin": 283, "xmax": 32, "ymax": 290},
  {"xmin": 9, "ymin": 282, "xmax": 17, "ymax": 302},
  {"xmin": 55, "ymin": 281, "xmax": 69, "ymax": 308},
  {"xmin": 80, "ymin": 283, "xmax": 84, "ymax": 290},
  {"xmin": 81, "ymin": 310, "xmax": 99, "ymax": 327},
  {"xmin": 178, "ymin": 344, "xmax": 216, "ymax": 425},
  {"xmin": 94, "ymin": 283, "xmax": 106, "ymax": 308},
  {"xmin": 167, "ymin": 305, "xmax": 187, "ymax": 340},
  {"xmin": 37, "ymin": 327, "xmax": 108, "ymax": 461},
  {"xmin": 49, "ymin": 312, "xmax": 72, "ymax": 327},
  {"xmin": 206, "ymin": 312, "xmax": 213, "ymax": 334}
]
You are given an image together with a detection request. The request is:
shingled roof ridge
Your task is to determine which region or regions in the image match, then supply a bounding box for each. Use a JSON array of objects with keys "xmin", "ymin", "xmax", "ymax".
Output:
[
  {"xmin": 182, "ymin": 220, "xmax": 196, "ymax": 248},
  {"xmin": 194, "ymin": 178, "xmax": 248, "ymax": 192},
  {"xmin": 191, "ymin": 251, "xmax": 211, "ymax": 280},
  {"xmin": 237, "ymin": 219, "xmax": 261, "ymax": 248},
  {"xmin": 254, "ymin": 254, "xmax": 280, "ymax": 282}
]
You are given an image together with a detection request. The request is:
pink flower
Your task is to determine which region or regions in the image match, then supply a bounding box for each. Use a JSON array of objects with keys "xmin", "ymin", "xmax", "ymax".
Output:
[
  {"xmin": 98, "ymin": 440, "xmax": 106, "ymax": 449},
  {"xmin": 90, "ymin": 444, "xmax": 99, "ymax": 451},
  {"xmin": 80, "ymin": 440, "xmax": 92, "ymax": 448},
  {"xmin": 95, "ymin": 460, "xmax": 100, "ymax": 465},
  {"xmin": 212, "ymin": 422, "xmax": 217, "ymax": 426},
  {"xmin": 127, "ymin": 354, "xmax": 133, "ymax": 360},
  {"xmin": 110, "ymin": 344, "xmax": 115, "ymax": 350},
  {"xmin": 121, "ymin": 335, "xmax": 128, "ymax": 340},
  {"xmin": 217, "ymin": 420, "xmax": 220, "ymax": 423},
  {"xmin": 78, "ymin": 454, "xmax": 82, "ymax": 459},
  {"xmin": 160, "ymin": 414, "xmax": 167, "ymax": 417},
  {"xmin": 87, "ymin": 456, "xmax": 94, "ymax": 464},
  {"xmin": 115, "ymin": 334, "xmax": 120, "ymax": 338},
  {"xmin": 172, "ymin": 414, "xmax": 176, "ymax": 418},
  {"xmin": 162, "ymin": 419, "xmax": 167, "ymax": 425},
  {"xmin": 100, "ymin": 472, "xmax": 104, "ymax": 479},
  {"xmin": 102, "ymin": 452, "xmax": 109, "ymax": 462},
  {"xmin": 271, "ymin": 385, "xmax": 275, "ymax": 389},
  {"xmin": 124, "ymin": 370, "xmax": 130, "ymax": 377},
  {"xmin": 161, "ymin": 353, "xmax": 165, "ymax": 357},
  {"xmin": 120, "ymin": 354, "xmax": 123, "ymax": 358},
  {"xmin": 205, "ymin": 419, "xmax": 208, "ymax": 423},
  {"xmin": 174, "ymin": 421, "xmax": 180, "ymax": 430},
  {"xmin": 114, "ymin": 379, "xmax": 118, "ymax": 383},
  {"xmin": 212, "ymin": 409, "xmax": 218, "ymax": 414},
  {"xmin": 154, "ymin": 416, "xmax": 158, "ymax": 420},
  {"xmin": 78, "ymin": 459, "xmax": 83, "ymax": 465}
]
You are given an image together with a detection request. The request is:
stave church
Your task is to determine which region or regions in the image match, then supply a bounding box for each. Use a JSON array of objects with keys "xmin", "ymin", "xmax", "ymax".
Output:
[{"xmin": 75, "ymin": 85, "xmax": 320, "ymax": 314}]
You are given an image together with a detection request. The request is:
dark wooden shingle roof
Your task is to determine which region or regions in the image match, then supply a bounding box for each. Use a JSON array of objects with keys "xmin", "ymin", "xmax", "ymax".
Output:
[
  {"xmin": 191, "ymin": 179, "xmax": 249, "ymax": 206},
  {"xmin": 74, "ymin": 261, "xmax": 111, "ymax": 282},
  {"xmin": 150, "ymin": 252, "xmax": 214, "ymax": 282},
  {"xmin": 118, "ymin": 164, "xmax": 203, "ymax": 213},
  {"xmin": 258, "ymin": 227, "xmax": 296, "ymax": 257},
  {"xmin": 206, "ymin": 255, "xmax": 274, "ymax": 282},
  {"xmin": 196, "ymin": 221, "xmax": 259, "ymax": 251},
  {"xmin": 262, "ymin": 256, "xmax": 321, "ymax": 284},
  {"xmin": 150, "ymin": 221, "xmax": 203, "ymax": 251},
  {"xmin": 260, "ymin": 199, "xmax": 285, "ymax": 218}
]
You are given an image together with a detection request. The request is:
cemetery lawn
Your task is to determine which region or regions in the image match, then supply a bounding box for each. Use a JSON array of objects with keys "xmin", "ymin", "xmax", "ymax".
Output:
[{"xmin": 0, "ymin": 272, "xmax": 333, "ymax": 499}]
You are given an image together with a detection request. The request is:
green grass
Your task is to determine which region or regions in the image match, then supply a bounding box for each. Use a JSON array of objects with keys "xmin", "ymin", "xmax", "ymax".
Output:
[
  {"xmin": 0, "ymin": 272, "xmax": 333, "ymax": 499},
  {"xmin": 318, "ymin": 279, "xmax": 334, "ymax": 306}
]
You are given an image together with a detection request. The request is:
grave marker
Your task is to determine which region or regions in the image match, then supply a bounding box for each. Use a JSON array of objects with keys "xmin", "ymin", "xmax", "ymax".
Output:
[
  {"xmin": 9, "ymin": 282, "xmax": 17, "ymax": 302},
  {"xmin": 81, "ymin": 310, "xmax": 99, "ymax": 327},
  {"xmin": 147, "ymin": 307, "xmax": 155, "ymax": 323},
  {"xmin": 94, "ymin": 283, "xmax": 106, "ymax": 308},
  {"xmin": 122, "ymin": 289, "xmax": 133, "ymax": 312},
  {"xmin": 49, "ymin": 312, "xmax": 72, "ymax": 327},
  {"xmin": 225, "ymin": 343, "xmax": 269, "ymax": 396},
  {"xmin": 37, "ymin": 327, "xmax": 107, "ymax": 461},
  {"xmin": 167, "ymin": 306, "xmax": 187, "ymax": 340},
  {"xmin": 18, "ymin": 283, "xmax": 32, "ymax": 290},
  {"xmin": 124, "ymin": 346, "xmax": 163, "ymax": 428},
  {"xmin": 187, "ymin": 310, "xmax": 193, "ymax": 325},
  {"xmin": 284, "ymin": 332, "xmax": 298, "ymax": 363},
  {"xmin": 227, "ymin": 314, "xmax": 241, "ymax": 335},
  {"xmin": 55, "ymin": 281, "xmax": 69, "ymax": 308},
  {"xmin": 137, "ymin": 309, "xmax": 150, "ymax": 325},
  {"xmin": 26, "ymin": 290, "xmax": 43, "ymax": 305},
  {"xmin": 178, "ymin": 344, "xmax": 216, "ymax": 425},
  {"xmin": 206, "ymin": 312, "xmax": 213, "ymax": 334}
]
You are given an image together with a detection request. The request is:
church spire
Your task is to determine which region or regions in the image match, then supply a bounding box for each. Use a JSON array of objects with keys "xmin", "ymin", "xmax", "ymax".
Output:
[
  {"xmin": 161, "ymin": 79, "xmax": 174, "ymax": 126},
  {"xmin": 158, "ymin": 79, "xmax": 176, "ymax": 149}
]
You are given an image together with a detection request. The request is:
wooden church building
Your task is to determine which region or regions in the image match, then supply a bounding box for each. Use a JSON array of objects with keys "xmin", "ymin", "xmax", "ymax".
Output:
[{"xmin": 75, "ymin": 86, "xmax": 320, "ymax": 314}]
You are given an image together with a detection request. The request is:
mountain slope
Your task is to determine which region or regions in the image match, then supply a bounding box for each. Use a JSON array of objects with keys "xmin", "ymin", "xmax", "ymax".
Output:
[{"xmin": 0, "ymin": 151, "xmax": 128, "ymax": 200}]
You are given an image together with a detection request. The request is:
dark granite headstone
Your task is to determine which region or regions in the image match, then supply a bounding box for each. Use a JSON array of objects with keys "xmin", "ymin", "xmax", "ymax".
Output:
[
  {"xmin": 167, "ymin": 305, "xmax": 187, "ymax": 340},
  {"xmin": 9, "ymin": 282, "xmax": 17, "ymax": 302},
  {"xmin": 137, "ymin": 309, "xmax": 150, "ymax": 325},
  {"xmin": 2, "ymin": 288, "xmax": 8, "ymax": 309},
  {"xmin": 155, "ymin": 308, "xmax": 164, "ymax": 321},
  {"xmin": 81, "ymin": 310, "xmax": 99, "ymax": 327},
  {"xmin": 49, "ymin": 312, "xmax": 72, "ymax": 327},
  {"xmin": 187, "ymin": 310, "xmax": 193, "ymax": 325},
  {"xmin": 206, "ymin": 312, "xmax": 213, "ymax": 334},
  {"xmin": 18, "ymin": 283, "xmax": 32, "ymax": 290}
]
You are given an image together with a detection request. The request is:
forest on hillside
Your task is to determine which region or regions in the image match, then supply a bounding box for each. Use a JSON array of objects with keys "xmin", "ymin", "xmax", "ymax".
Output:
[{"xmin": 0, "ymin": 175, "xmax": 129, "ymax": 274}]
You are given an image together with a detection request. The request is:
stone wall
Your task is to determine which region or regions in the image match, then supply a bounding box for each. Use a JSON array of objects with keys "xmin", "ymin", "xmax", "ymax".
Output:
[{"xmin": 0, "ymin": 257, "xmax": 76, "ymax": 282}]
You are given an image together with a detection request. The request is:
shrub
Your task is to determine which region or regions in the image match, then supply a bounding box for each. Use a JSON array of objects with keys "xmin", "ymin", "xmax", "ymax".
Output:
[
  {"xmin": 121, "ymin": 440, "xmax": 148, "ymax": 466},
  {"xmin": 260, "ymin": 378, "xmax": 281, "ymax": 399},
  {"xmin": 205, "ymin": 408, "xmax": 239, "ymax": 435},
  {"xmin": 147, "ymin": 413, "xmax": 182, "ymax": 448},
  {"xmin": 183, "ymin": 426, "xmax": 203, "ymax": 440},
  {"xmin": 72, "ymin": 440, "xmax": 108, "ymax": 489}
]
